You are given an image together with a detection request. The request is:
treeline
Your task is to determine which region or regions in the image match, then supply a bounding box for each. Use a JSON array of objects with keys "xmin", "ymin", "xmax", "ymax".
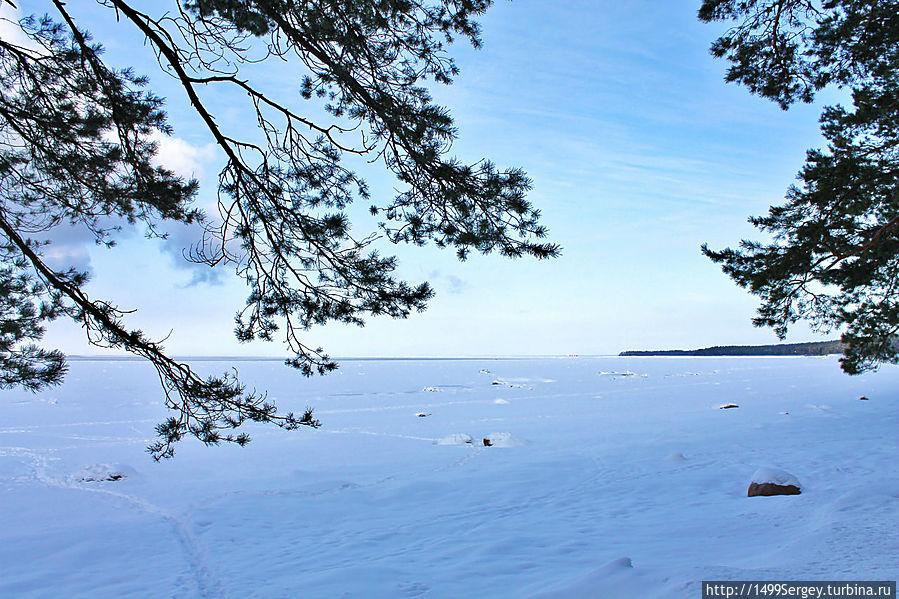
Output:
[{"xmin": 620, "ymin": 340, "xmax": 843, "ymax": 357}]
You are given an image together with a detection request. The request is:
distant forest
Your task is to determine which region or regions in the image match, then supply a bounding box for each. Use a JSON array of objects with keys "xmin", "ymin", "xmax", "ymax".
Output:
[{"xmin": 620, "ymin": 340, "xmax": 843, "ymax": 357}]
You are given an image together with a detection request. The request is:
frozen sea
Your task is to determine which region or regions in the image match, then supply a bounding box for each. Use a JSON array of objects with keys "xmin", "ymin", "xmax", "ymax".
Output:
[{"xmin": 1, "ymin": 356, "xmax": 897, "ymax": 598}]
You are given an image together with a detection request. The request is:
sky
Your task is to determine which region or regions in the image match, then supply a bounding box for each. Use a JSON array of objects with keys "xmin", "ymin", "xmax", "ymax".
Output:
[{"xmin": 4, "ymin": 1, "xmax": 844, "ymax": 358}]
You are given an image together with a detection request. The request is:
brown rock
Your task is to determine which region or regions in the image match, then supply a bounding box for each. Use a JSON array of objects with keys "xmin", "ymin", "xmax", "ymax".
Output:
[
  {"xmin": 483, "ymin": 438, "xmax": 493, "ymax": 447},
  {"xmin": 747, "ymin": 482, "xmax": 801, "ymax": 497},
  {"xmin": 859, "ymin": 396, "xmax": 869, "ymax": 401},
  {"xmin": 719, "ymin": 403, "xmax": 739, "ymax": 409}
]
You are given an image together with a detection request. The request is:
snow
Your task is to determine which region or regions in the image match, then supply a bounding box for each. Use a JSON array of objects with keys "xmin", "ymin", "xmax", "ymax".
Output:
[
  {"xmin": 1, "ymin": 356, "xmax": 898, "ymax": 597},
  {"xmin": 750, "ymin": 467, "xmax": 801, "ymax": 487},
  {"xmin": 435, "ymin": 433, "xmax": 472, "ymax": 446}
]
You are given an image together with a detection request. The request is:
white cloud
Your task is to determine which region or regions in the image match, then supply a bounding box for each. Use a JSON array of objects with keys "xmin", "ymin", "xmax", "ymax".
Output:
[
  {"xmin": 151, "ymin": 132, "xmax": 219, "ymax": 182},
  {"xmin": 27, "ymin": 132, "xmax": 221, "ymax": 280}
]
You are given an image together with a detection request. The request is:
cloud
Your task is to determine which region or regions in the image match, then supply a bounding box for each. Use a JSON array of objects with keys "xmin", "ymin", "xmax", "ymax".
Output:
[
  {"xmin": 40, "ymin": 225, "xmax": 96, "ymax": 275},
  {"xmin": 150, "ymin": 132, "xmax": 219, "ymax": 183},
  {"xmin": 146, "ymin": 134, "xmax": 226, "ymax": 286},
  {"xmin": 0, "ymin": 5, "xmax": 39, "ymax": 52},
  {"xmin": 151, "ymin": 134, "xmax": 229, "ymax": 286},
  {"xmin": 158, "ymin": 220, "xmax": 228, "ymax": 287},
  {"xmin": 19, "ymin": 128, "xmax": 223, "ymax": 284},
  {"xmin": 428, "ymin": 270, "xmax": 470, "ymax": 295}
]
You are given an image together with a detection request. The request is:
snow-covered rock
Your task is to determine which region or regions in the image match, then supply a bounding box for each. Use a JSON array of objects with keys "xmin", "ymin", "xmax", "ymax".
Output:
[{"xmin": 748, "ymin": 467, "xmax": 802, "ymax": 497}]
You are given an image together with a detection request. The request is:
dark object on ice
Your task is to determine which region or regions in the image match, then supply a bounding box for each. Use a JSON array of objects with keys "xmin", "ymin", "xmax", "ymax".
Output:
[
  {"xmin": 492, "ymin": 380, "xmax": 503, "ymax": 386},
  {"xmin": 719, "ymin": 403, "xmax": 739, "ymax": 409},
  {"xmin": 81, "ymin": 472, "xmax": 126, "ymax": 483},
  {"xmin": 859, "ymin": 396, "xmax": 869, "ymax": 401},
  {"xmin": 483, "ymin": 438, "xmax": 493, "ymax": 446},
  {"xmin": 747, "ymin": 482, "xmax": 801, "ymax": 497}
]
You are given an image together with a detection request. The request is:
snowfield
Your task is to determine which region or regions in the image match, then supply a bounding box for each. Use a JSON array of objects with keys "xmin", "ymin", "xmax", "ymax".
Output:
[{"xmin": 1, "ymin": 356, "xmax": 897, "ymax": 597}]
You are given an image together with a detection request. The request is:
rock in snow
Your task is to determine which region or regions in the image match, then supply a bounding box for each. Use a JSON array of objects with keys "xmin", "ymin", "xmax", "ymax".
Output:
[
  {"xmin": 482, "ymin": 432, "xmax": 520, "ymax": 447},
  {"xmin": 748, "ymin": 467, "xmax": 802, "ymax": 497},
  {"xmin": 719, "ymin": 403, "xmax": 739, "ymax": 409}
]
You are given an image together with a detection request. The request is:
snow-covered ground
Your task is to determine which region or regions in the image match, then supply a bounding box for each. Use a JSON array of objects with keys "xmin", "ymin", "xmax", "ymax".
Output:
[{"xmin": 1, "ymin": 356, "xmax": 897, "ymax": 597}]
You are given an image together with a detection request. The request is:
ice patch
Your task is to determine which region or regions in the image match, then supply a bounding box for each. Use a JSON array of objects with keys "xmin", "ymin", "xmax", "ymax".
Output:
[{"xmin": 494, "ymin": 399, "xmax": 510, "ymax": 405}]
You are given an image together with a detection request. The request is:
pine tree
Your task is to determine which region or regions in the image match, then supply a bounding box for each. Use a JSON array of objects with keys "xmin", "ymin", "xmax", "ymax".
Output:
[
  {"xmin": 699, "ymin": 0, "xmax": 899, "ymax": 374},
  {"xmin": 0, "ymin": 0, "xmax": 557, "ymax": 458}
]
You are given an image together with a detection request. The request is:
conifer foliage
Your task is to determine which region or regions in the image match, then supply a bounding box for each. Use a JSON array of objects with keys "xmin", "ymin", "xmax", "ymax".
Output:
[
  {"xmin": 0, "ymin": 0, "xmax": 557, "ymax": 458},
  {"xmin": 699, "ymin": 0, "xmax": 899, "ymax": 374}
]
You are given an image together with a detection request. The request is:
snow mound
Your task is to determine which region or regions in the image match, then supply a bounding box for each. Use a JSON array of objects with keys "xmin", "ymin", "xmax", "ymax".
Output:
[
  {"xmin": 665, "ymin": 452, "xmax": 687, "ymax": 462},
  {"xmin": 72, "ymin": 464, "xmax": 137, "ymax": 483},
  {"xmin": 494, "ymin": 399, "xmax": 510, "ymax": 405},
  {"xmin": 531, "ymin": 557, "xmax": 644, "ymax": 598},
  {"xmin": 599, "ymin": 371, "xmax": 647, "ymax": 379},
  {"xmin": 599, "ymin": 370, "xmax": 636, "ymax": 377},
  {"xmin": 483, "ymin": 432, "xmax": 521, "ymax": 448},
  {"xmin": 435, "ymin": 433, "xmax": 473, "ymax": 446},
  {"xmin": 751, "ymin": 467, "xmax": 800, "ymax": 487},
  {"xmin": 491, "ymin": 379, "xmax": 529, "ymax": 388}
]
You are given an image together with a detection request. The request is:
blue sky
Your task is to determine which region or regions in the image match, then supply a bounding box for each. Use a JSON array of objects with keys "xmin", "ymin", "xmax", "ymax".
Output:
[{"xmin": 7, "ymin": 1, "xmax": 841, "ymax": 357}]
